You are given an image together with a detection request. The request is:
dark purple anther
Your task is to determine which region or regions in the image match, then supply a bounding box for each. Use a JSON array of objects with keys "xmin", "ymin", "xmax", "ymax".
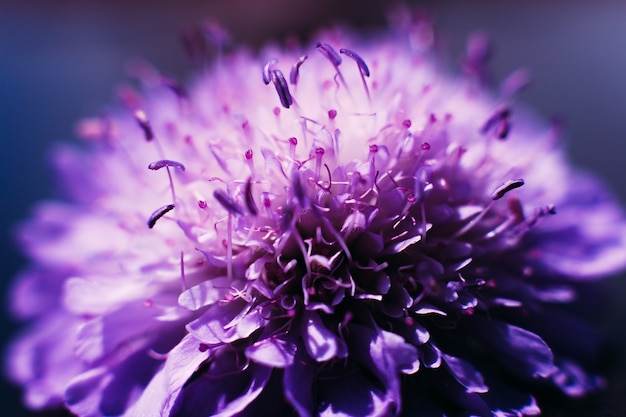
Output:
[
  {"xmin": 161, "ymin": 76, "xmax": 188, "ymax": 98},
  {"xmin": 491, "ymin": 179, "xmax": 524, "ymax": 200},
  {"xmin": 147, "ymin": 204, "xmax": 175, "ymax": 228},
  {"xmin": 339, "ymin": 48, "xmax": 370, "ymax": 77},
  {"xmin": 245, "ymin": 178, "xmax": 258, "ymax": 216},
  {"xmin": 148, "ymin": 159, "xmax": 186, "ymax": 171},
  {"xmin": 134, "ymin": 110, "xmax": 154, "ymax": 141},
  {"xmin": 213, "ymin": 189, "xmax": 244, "ymax": 216},
  {"xmin": 270, "ymin": 69, "xmax": 293, "ymax": 109},
  {"xmin": 545, "ymin": 204, "xmax": 556, "ymax": 215},
  {"xmin": 289, "ymin": 55, "xmax": 308, "ymax": 85},
  {"xmin": 328, "ymin": 109, "xmax": 337, "ymax": 120},
  {"xmin": 262, "ymin": 59, "xmax": 277, "ymax": 85},
  {"xmin": 481, "ymin": 107, "xmax": 511, "ymax": 138},
  {"xmin": 315, "ymin": 42, "xmax": 342, "ymax": 67},
  {"xmin": 245, "ymin": 149, "xmax": 253, "ymax": 160},
  {"xmin": 496, "ymin": 119, "xmax": 511, "ymax": 139}
]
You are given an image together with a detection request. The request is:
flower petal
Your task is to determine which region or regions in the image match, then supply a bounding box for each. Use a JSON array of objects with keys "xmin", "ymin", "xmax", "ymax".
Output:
[
  {"xmin": 283, "ymin": 347, "xmax": 316, "ymax": 417},
  {"xmin": 302, "ymin": 311, "xmax": 347, "ymax": 362},
  {"xmin": 178, "ymin": 280, "xmax": 222, "ymax": 311},
  {"xmin": 466, "ymin": 318, "xmax": 556, "ymax": 379},
  {"xmin": 186, "ymin": 301, "xmax": 264, "ymax": 345},
  {"xmin": 245, "ymin": 336, "xmax": 296, "ymax": 368},
  {"xmin": 124, "ymin": 333, "xmax": 208, "ymax": 417}
]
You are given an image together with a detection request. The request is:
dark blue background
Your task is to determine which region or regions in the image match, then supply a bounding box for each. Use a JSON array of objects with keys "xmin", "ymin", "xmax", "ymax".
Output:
[{"xmin": 2, "ymin": 1, "xmax": 625, "ymax": 415}]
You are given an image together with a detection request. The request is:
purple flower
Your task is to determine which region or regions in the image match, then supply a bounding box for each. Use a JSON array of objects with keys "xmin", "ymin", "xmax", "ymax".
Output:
[{"xmin": 7, "ymin": 19, "xmax": 626, "ymax": 417}]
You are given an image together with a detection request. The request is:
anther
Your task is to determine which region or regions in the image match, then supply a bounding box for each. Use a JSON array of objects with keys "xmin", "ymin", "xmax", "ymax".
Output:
[
  {"xmin": 339, "ymin": 48, "xmax": 370, "ymax": 77},
  {"xmin": 544, "ymin": 204, "xmax": 556, "ymax": 215},
  {"xmin": 289, "ymin": 54, "xmax": 308, "ymax": 85},
  {"xmin": 148, "ymin": 159, "xmax": 186, "ymax": 171},
  {"xmin": 161, "ymin": 76, "xmax": 188, "ymax": 98},
  {"xmin": 481, "ymin": 107, "xmax": 511, "ymax": 139},
  {"xmin": 147, "ymin": 204, "xmax": 175, "ymax": 228},
  {"xmin": 402, "ymin": 119, "xmax": 412, "ymax": 129},
  {"xmin": 270, "ymin": 69, "xmax": 293, "ymax": 109},
  {"xmin": 315, "ymin": 42, "xmax": 342, "ymax": 67},
  {"xmin": 245, "ymin": 178, "xmax": 258, "ymax": 216},
  {"xmin": 134, "ymin": 110, "xmax": 153, "ymax": 141},
  {"xmin": 328, "ymin": 109, "xmax": 337, "ymax": 120},
  {"xmin": 491, "ymin": 179, "xmax": 524, "ymax": 200},
  {"xmin": 213, "ymin": 190, "xmax": 244, "ymax": 216},
  {"xmin": 262, "ymin": 59, "xmax": 277, "ymax": 85}
]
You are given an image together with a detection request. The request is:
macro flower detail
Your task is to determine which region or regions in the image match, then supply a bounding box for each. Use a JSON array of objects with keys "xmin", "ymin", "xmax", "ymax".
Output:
[{"xmin": 7, "ymin": 17, "xmax": 626, "ymax": 417}]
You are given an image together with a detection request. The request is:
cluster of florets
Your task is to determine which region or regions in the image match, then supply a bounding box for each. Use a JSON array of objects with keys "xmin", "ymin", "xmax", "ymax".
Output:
[{"xmin": 7, "ymin": 19, "xmax": 626, "ymax": 417}]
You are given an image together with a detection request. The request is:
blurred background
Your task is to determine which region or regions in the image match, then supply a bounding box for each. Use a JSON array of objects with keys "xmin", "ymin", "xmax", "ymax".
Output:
[{"xmin": 1, "ymin": 0, "xmax": 625, "ymax": 415}]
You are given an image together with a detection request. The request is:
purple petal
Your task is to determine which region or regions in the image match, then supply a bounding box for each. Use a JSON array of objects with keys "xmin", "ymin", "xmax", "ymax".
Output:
[
  {"xmin": 6, "ymin": 313, "xmax": 84, "ymax": 409},
  {"xmin": 178, "ymin": 280, "xmax": 222, "ymax": 311},
  {"xmin": 348, "ymin": 324, "xmax": 419, "ymax": 407},
  {"xmin": 466, "ymin": 318, "xmax": 556, "ymax": 379},
  {"xmin": 170, "ymin": 349, "xmax": 272, "ymax": 417},
  {"xmin": 443, "ymin": 354, "xmax": 488, "ymax": 394},
  {"xmin": 186, "ymin": 301, "xmax": 264, "ymax": 345},
  {"xmin": 283, "ymin": 348, "xmax": 315, "ymax": 417},
  {"xmin": 125, "ymin": 334, "xmax": 209, "ymax": 416},
  {"xmin": 318, "ymin": 369, "xmax": 395, "ymax": 417},
  {"xmin": 302, "ymin": 311, "xmax": 347, "ymax": 362},
  {"xmin": 245, "ymin": 336, "xmax": 296, "ymax": 368},
  {"xmin": 533, "ymin": 173, "xmax": 626, "ymax": 278},
  {"xmin": 75, "ymin": 302, "xmax": 165, "ymax": 364}
]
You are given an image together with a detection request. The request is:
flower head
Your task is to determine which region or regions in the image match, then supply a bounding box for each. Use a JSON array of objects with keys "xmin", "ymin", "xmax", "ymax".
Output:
[{"xmin": 7, "ymin": 17, "xmax": 626, "ymax": 417}]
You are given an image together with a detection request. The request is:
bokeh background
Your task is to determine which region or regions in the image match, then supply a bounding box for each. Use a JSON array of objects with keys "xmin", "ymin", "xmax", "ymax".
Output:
[{"xmin": 1, "ymin": 0, "xmax": 625, "ymax": 415}]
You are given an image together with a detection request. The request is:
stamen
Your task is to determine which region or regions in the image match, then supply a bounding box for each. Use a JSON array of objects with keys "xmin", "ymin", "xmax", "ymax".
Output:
[
  {"xmin": 481, "ymin": 107, "xmax": 511, "ymax": 140},
  {"xmin": 245, "ymin": 178, "xmax": 258, "ymax": 215},
  {"xmin": 526, "ymin": 204, "xmax": 557, "ymax": 229},
  {"xmin": 147, "ymin": 204, "xmax": 175, "ymax": 229},
  {"xmin": 291, "ymin": 172, "xmax": 308, "ymax": 208},
  {"xmin": 507, "ymin": 196, "xmax": 525, "ymax": 222},
  {"xmin": 339, "ymin": 48, "xmax": 370, "ymax": 77},
  {"xmin": 148, "ymin": 159, "xmax": 186, "ymax": 171},
  {"xmin": 315, "ymin": 147, "xmax": 325, "ymax": 181},
  {"xmin": 244, "ymin": 149, "xmax": 256, "ymax": 178},
  {"xmin": 491, "ymin": 179, "xmax": 524, "ymax": 200},
  {"xmin": 213, "ymin": 189, "xmax": 244, "ymax": 216},
  {"xmin": 161, "ymin": 76, "xmax": 188, "ymax": 98},
  {"xmin": 288, "ymin": 137, "xmax": 298, "ymax": 159},
  {"xmin": 315, "ymin": 42, "xmax": 342, "ymax": 67},
  {"xmin": 262, "ymin": 59, "xmax": 277, "ymax": 85},
  {"xmin": 180, "ymin": 251, "xmax": 187, "ymax": 291},
  {"xmin": 289, "ymin": 54, "xmax": 308, "ymax": 85},
  {"xmin": 134, "ymin": 109, "xmax": 154, "ymax": 141},
  {"xmin": 270, "ymin": 69, "xmax": 293, "ymax": 109}
]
